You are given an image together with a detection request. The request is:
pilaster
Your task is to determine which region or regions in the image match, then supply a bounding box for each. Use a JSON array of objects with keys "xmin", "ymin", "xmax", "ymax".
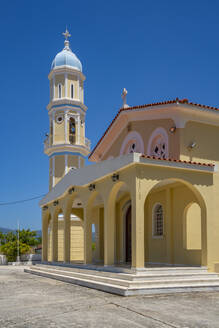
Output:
[
  {"xmin": 63, "ymin": 209, "xmax": 71, "ymax": 263},
  {"xmin": 165, "ymin": 188, "xmax": 174, "ymax": 264},
  {"xmin": 42, "ymin": 211, "xmax": 49, "ymax": 262},
  {"xmin": 51, "ymin": 211, "xmax": 59, "ymax": 262},
  {"xmin": 83, "ymin": 206, "xmax": 93, "ymax": 264}
]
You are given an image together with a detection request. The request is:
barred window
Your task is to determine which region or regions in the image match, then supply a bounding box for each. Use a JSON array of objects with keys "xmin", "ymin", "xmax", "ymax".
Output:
[
  {"xmin": 58, "ymin": 84, "xmax": 62, "ymax": 99},
  {"xmin": 71, "ymin": 84, "xmax": 74, "ymax": 99},
  {"xmin": 153, "ymin": 204, "xmax": 164, "ymax": 237}
]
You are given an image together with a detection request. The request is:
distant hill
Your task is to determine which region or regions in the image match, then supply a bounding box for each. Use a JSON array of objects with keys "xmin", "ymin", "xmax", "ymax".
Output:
[
  {"xmin": 0, "ymin": 227, "xmax": 41, "ymax": 236},
  {"xmin": 0, "ymin": 227, "xmax": 14, "ymax": 233}
]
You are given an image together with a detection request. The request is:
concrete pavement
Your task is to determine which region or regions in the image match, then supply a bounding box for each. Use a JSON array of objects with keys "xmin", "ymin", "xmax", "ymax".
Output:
[{"xmin": 0, "ymin": 266, "xmax": 219, "ymax": 327}]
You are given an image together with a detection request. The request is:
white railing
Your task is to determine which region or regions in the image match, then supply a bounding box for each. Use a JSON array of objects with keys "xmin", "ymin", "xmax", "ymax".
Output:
[
  {"xmin": 44, "ymin": 135, "xmax": 49, "ymax": 151},
  {"xmin": 44, "ymin": 135, "xmax": 91, "ymax": 151},
  {"xmin": 85, "ymin": 137, "xmax": 91, "ymax": 150}
]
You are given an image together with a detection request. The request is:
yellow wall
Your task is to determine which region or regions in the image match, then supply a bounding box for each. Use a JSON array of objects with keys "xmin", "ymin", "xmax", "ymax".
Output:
[
  {"xmin": 144, "ymin": 185, "xmax": 201, "ymax": 265},
  {"xmin": 68, "ymin": 155, "xmax": 79, "ymax": 169},
  {"xmin": 180, "ymin": 121, "xmax": 219, "ymax": 163},
  {"xmin": 185, "ymin": 203, "xmax": 201, "ymax": 250},
  {"xmin": 172, "ymin": 185, "xmax": 201, "ymax": 265},
  {"xmin": 70, "ymin": 221, "xmax": 84, "ymax": 261},
  {"xmin": 54, "ymin": 114, "xmax": 65, "ymax": 143},
  {"xmin": 54, "ymin": 155, "xmax": 65, "ymax": 185},
  {"xmin": 145, "ymin": 190, "xmax": 168, "ymax": 263}
]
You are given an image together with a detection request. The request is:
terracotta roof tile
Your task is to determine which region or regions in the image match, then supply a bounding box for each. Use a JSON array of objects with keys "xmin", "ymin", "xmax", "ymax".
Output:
[
  {"xmin": 89, "ymin": 98, "xmax": 219, "ymax": 159},
  {"xmin": 140, "ymin": 154, "xmax": 215, "ymax": 167}
]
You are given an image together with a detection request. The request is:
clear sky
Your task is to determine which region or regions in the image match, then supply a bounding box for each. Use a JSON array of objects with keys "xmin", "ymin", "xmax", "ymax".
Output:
[{"xmin": 0, "ymin": 0, "xmax": 219, "ymax": 230}]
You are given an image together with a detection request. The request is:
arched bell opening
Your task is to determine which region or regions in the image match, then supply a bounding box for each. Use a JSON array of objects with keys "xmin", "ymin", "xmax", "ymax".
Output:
[{"xmin": 69, "ymin": 117, "xmax": 76, "ymax": 144}]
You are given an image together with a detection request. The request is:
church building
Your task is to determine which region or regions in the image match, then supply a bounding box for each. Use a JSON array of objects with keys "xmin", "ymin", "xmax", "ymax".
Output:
[{"xmin": 40, "ymin": 30, "xmax": 219, "ymax": 277}]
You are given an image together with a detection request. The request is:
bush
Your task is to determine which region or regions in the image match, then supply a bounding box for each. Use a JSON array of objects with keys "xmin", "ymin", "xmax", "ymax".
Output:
[
  {"xmin": 0, "ymin": 229, "xmax": 41, "ymax": 262},
  {"xmin": 0, "ymin": 241, "xmax": 30, "ymax": 262}
]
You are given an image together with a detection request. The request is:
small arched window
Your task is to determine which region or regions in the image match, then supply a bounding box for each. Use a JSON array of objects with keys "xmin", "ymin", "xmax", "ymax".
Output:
[
  {"xmin": 71, "ymin": 84, "xmax": 74, "ymax": 99},
  {"xmin": 151, "ymin": 135, "xmax": 167, "ymax": 159},
  {"xmin": 58, "ymin": 84, "xmax": 62, "ymax": 99},
  {"xmin": 153, "ymin": 204, "xmax": 164, "ymax": 237},
  {"xmin": 147, "ymin": 128, "xmax": 169, "ymax": 159},
  {"xmin": 120, "ymin": 131, "xmax": 144, "ymax": 155}
]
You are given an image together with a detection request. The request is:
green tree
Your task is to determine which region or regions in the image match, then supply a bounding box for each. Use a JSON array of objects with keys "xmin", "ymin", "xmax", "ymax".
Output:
[
  {"xmin": 18, "ymin": 229, "xmax": 39, "ymax": 246},
  {"xmin": 0, "ymin": 229, "xmax": 41, "ymax": 262},
  {"xmin": 0, "ymin": 241, "xmax": 30, "ymax": 262}
]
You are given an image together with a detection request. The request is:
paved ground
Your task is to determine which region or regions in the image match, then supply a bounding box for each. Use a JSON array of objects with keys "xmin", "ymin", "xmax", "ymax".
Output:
[{"xmin": 0, "ymin": 266, "xmax": 219, "ymax": 328}]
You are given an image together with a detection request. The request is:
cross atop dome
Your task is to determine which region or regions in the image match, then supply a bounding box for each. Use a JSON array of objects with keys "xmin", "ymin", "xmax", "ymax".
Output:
[{"xmin": 62, "ymin": 28, "xmax": 71, "ymax": 41}]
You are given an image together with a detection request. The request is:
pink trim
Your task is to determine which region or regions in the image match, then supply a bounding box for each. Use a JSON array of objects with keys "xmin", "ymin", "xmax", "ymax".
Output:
[{"xmin": 141, "ymin": 154, "xmax": 215, "ymax": 167}]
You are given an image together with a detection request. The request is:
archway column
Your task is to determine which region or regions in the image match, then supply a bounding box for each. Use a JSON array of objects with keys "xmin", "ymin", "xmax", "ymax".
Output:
[
  {"xmin": 83, "ymin": 206, "xmax": 93, "ymax": 264},
  {"xmin": 131, "ymin": 191, "xmax": 145, "ymax": 269},
  {"xmin": 42, "ymin": 210, "xmax": 49, "ymax": 262},
  {"xmin": 196, "ymin": 185, "xmax": 216, "ymax": 270},
  {"xmin": 104, "ymin": 198, "xmax": 115, "ymax": 266},
  {"xmin": 165, "ymin": 188, "xmax": 174, "ymax": 264},
  {"xmin": 51, "ymin": 210, "xmax": 59, "ymax": 262},
  {"xmin": 62, "ymin": 195, "xmax": 75, "ymax": 263},
  {"xmin": 131, "ymin": 176, "xmax": 156, "ymax": 269},
  {"xmin": 63, "ymin": 210, "xmax": 71, "ymax": 263},
  {"xmin": 97, "ymin": 182, "xmax": 120, "ymax": 267}
]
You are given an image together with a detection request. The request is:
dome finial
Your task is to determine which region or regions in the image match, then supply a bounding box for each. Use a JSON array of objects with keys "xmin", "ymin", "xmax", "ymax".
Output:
[{"xmin": 62, "ymin": 28, "xmax": 71, "ymax": 50}]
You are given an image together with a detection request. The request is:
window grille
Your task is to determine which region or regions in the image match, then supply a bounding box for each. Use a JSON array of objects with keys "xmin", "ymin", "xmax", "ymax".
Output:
[{"xmin": 153, "ymin": 204, "xmax": 164, "ymax": 236}]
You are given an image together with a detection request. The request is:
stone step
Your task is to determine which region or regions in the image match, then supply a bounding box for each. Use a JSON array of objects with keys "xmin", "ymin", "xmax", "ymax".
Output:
[
  {"xmin": 30, "ymin": 265, "xmax": 219, "ymax": 287},
  {"xmin": 35, "ymin": 263, "xmax": 209, "ymax": 279},
  {"xmin": 32, "ymin": 264, "xmax": 216, "ymax": 281},
  {"xmin": 24, "ymin": 267, "xmax": 219, "ymax": 296}
]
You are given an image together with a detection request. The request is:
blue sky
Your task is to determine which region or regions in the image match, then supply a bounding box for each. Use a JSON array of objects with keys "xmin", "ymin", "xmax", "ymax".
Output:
[{"xmin": 0, "ymin": 0, "xmax": 219, "ymax": 230}]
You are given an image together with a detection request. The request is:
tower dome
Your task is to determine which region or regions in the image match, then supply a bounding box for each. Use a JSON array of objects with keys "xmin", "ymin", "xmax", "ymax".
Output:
[{"xmin": 51, "ymin": 33, "xmax": 82, "ymax": 72}]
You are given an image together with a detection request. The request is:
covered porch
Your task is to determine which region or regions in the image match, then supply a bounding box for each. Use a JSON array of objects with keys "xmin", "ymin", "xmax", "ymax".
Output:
[{"xmin": 40, "ymin": 153, "xmax": 218, "ymax": 272}]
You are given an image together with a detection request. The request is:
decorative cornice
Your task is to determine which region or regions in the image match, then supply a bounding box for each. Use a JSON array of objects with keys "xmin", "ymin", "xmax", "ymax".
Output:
[
  {"xmin": 48, "ymin": 66, "xmax": 86, "ymax": 81},
  {"xmin": 47, "ymin": 99, "xmax": 87, "ymax": 112},
  {"xmin": 44, "ymin": 143, "xmax": 90, "ymax": 157}
]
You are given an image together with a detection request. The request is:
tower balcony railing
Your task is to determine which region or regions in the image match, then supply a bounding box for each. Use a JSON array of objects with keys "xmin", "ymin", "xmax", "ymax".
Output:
[
  {"xmin": 44, "ymin": 135, "xmax": 49, "ymax": 151},
  {"xmin": 44, "ymin": 134, "xmax": 91, "ymax": 152}
]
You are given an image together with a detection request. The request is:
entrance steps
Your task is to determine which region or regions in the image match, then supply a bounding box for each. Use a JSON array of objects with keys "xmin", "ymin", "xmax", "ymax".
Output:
[{"xmin": 24, "ymin": 264, "xmax": 219, "ymax": 296}]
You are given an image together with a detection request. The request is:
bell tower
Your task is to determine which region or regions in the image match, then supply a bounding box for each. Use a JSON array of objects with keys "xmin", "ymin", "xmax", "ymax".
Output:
[{"xmin": 44, "ymin": 29, "xmax": 90, "ymax": 190}]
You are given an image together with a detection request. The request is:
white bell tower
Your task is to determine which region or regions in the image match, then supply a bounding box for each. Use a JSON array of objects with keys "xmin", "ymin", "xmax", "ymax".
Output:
[{"xmin": 44, "ymin": 29, "xmax": 90, "ymax": 190}]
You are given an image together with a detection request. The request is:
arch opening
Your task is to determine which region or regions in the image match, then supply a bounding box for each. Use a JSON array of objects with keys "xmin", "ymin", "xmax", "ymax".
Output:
[
  {"xmin": 144, "ymin": 178, "xmax": 206, "ymax": 267},
  {"xmin": 106, "ymin": 181, "xmax": 132, "ymax": 265},
  {"xmin": 86, "ymin": 191, "xmax": 105, "ymax": 264}
]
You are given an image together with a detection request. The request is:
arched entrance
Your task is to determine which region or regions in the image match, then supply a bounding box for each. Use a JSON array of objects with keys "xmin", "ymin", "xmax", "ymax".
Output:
[
  {"xmin": 125, "ymin": 205, "xmax": 132, "ymax": 263},
  {"xmin": 144, "ymin": 178, "xmax": 207, "ymax": 267}
]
